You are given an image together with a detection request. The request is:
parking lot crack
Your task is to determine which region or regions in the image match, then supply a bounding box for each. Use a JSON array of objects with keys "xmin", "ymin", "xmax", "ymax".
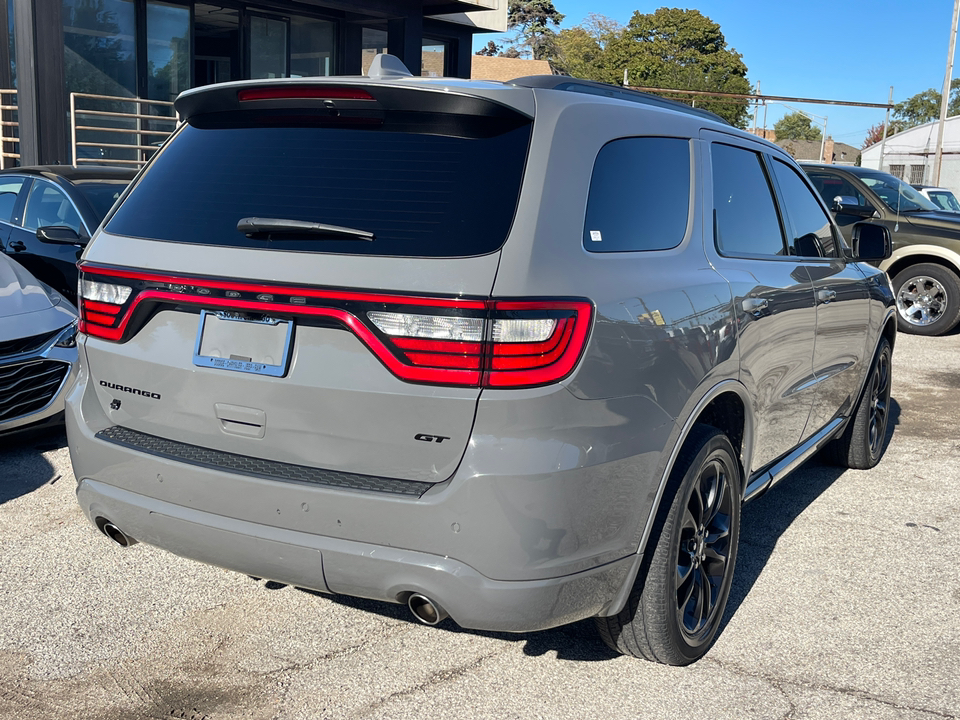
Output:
[
  {"xmin": 351, "ymin": 650, "xmax": 502, "ymax": 718},
  {"xmin": 704, "ymin": 658, "xmax": 959, "ymax": 718}
]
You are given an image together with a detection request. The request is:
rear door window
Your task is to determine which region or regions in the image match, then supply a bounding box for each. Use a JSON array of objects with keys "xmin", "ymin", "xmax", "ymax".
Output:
[
  {"xmin": 711, "ymin": 143, "xmax": 786, "ymax": 257},
  {"xmin": 105, "ymin": 112, "xmax": 532, "ymax": 258},
  {"xmin": 582, "ymin": 137, "xmax": 690, "ymax": 252}
]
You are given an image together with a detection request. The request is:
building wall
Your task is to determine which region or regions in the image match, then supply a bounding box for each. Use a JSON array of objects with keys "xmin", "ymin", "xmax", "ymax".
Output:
[{"xmin": 861, "ymin": 116, "xmax": 960, "ymax": 193}]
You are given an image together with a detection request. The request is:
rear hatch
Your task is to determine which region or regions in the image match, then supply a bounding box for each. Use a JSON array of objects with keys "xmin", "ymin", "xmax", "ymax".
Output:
[{"xmin": 77, "ymin": 77, "xmax": 586, "ymax": 484}]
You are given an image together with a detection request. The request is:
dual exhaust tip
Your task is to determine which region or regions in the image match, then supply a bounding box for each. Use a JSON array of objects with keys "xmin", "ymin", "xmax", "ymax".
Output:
[{"xmin": 96, "ymin": 519, "xmax": 447, "ymax": 625}]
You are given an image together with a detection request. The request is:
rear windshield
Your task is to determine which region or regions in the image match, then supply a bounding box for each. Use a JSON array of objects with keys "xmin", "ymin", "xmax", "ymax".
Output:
[{"xmin": 105, "ymin": 111, "xmax": 532, "ymax": 257}]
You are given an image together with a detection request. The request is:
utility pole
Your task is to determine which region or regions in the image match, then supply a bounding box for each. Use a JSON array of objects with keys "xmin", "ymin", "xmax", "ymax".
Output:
[
  {"xmin": 934, "ymin": 0, "xmax": 960, "ymax": 185},
  {"xmin": 879, "ymin": 87, "xmax": 893, "ymax": 172},
  {"xmin": 753, "ymin": 82, "xmax": 760, "ymax": 135},
  {"xmin": 820, "ymin": 116, "xmax": 828, "ymax": 163}
]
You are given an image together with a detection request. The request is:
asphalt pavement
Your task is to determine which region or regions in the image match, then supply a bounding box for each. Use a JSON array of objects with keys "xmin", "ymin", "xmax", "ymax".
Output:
[{"xmin": 1, "ymin": 331, "xmax": 958, "ymax": 720}]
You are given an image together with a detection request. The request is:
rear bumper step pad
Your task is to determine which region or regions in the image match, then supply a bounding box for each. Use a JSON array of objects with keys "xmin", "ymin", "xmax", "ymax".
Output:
[{"xmin": 95, "ymin": 425, "xmax": 434, "ymax": 497}]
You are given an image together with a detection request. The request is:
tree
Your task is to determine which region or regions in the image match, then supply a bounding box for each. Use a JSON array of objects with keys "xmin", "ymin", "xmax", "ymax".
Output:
[
  {"xmin": 862, "ymin": 122, "xmax": 894, "ymax": 149},
  {"xmin": 475, "ymin": 40, "xmax": 502, "ymax": 56},
  {"xmin": 552, "ymin": 14, "xmax": 622, "ymax": 78},
  {"xmin": 892, "ymin": 78, "xmax": 960, "ymax": 131},
  {"xmin": 504, "ymin": 0, "xmax": 565, "ymax": 60},
  {"xmin": 774, "ymin": 112, "xmax": 822, "ymax": 142},
  {"xmin": 595, "ymin": 8, "xmax": 753, "ymax": 128}
]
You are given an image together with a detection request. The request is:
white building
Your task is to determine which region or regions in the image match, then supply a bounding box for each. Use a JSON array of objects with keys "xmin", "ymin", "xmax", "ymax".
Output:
[{"xmin": 861, "ymin": 116, "xmax": 960, "ymax": 193}]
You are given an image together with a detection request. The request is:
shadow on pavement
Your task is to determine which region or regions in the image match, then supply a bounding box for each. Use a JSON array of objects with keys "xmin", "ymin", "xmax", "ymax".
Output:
[
  {"xmin": 291, "ymin": 399, "xmax": 902, "ymax": 663},
  {"xmin": 301, "ymin": 588, "xmax": 618, "ymax": 662},
  {"xmin": 720, "ymin": 396, "xmax": 901, "ymax": 634},
  {"xmin": 0, "ymin": 426, "xmax": 67, "ymax": 505}
]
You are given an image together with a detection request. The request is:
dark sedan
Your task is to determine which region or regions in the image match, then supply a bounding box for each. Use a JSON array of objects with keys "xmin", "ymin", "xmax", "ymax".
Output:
[{"xmin": 0, "ymin": 166, "xmax": 136, "ymax": 300}]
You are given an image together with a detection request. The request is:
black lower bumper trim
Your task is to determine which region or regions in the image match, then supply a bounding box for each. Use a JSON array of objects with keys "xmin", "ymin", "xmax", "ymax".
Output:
[{"xmin": 95, "ymin": 425, "xmax": 435, "ymax": 497}]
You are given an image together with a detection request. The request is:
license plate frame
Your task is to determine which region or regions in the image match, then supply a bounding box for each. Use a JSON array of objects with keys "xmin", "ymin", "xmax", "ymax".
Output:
[{"xmin": 192, "ymin": 310, "xmax": 293, "ymax": 377}]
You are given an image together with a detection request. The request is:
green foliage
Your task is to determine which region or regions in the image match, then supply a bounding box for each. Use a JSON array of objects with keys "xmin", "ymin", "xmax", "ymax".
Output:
[
  {"xmin": 774, "ymin": 112, "xmax": 822, "ymax": 142},
  {"xmin": 550, "ymin": 8, "xmax": 752, "ymax": 128},
  {"xmin": 892, "ymin": 78, "xmax": 960, "ymax": 131},
  {"xmin": 553, "ymin": 14, "xmax": 622, "ymax": 79},
  {"xmin": 505, "ymin": 0, "xmax": 565, "ymax": 60}
]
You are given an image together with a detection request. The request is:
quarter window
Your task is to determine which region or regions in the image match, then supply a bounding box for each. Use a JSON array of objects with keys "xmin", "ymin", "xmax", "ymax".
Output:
[
  {"xmin": 711, "ymin": 143, "xmax": 786, "ymax": 257},
  {"xmin": 0, "ymin": 178, "xmax": 24, "ymax": 223},
  {"xmin": 582, "ymin": 137, "xmax": 690, "ymax": 253},
  {"xmin": 769, "ymin": 158, "xmax": 840, "ymax": 258},
  {"xmin": 23, "ymin": 182, "xmax": 84, "ymax": 235}
]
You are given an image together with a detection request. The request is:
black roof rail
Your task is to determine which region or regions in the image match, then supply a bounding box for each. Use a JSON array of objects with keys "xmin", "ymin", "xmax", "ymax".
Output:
[{"xmin": 507, "ymin": 75, "xmax": 730, "ymax": 126}]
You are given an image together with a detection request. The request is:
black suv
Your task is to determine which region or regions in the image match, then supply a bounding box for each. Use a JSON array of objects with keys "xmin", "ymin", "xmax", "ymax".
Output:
[{"xmin": 804, "ymin": 163, "xmax": 960, "ymax": 336}]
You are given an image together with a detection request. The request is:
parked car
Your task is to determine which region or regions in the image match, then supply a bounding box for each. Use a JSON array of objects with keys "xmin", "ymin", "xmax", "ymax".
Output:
[
  {"xmin": 804, "ymin": 163, "xmax": 960, "ymax": 336},
  {"xmin": 0, "ymin": 165, "xmax": 137, "ymax": 301},
  {"xmin": 0, "ymin": 253, "xmax": 78, "ymax": 434},
  {"xmin": 912, "ymin": 184, "xmax": 960, "ymax": 213},
  {"xmin": 67, "ymin": 56, "xmax": 896, "ymax": 666}
]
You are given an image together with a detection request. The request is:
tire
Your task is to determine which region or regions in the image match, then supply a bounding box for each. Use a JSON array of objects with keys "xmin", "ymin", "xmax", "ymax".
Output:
[
  {"xmin": 891, "ymin": 263, "xmax": 960, "ymax": 336},
  {"xmin": 596, "ymin": 425, "xmax": 741, "ymax": 665},
  {"xmin": 823, "ymin": 337, "xmax": 893, "ymax": 470}
]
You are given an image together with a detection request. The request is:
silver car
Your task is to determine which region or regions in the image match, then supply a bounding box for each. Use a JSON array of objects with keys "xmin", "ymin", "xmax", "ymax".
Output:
[
  {"xmin": 0, "ymin": 253, "xmax": 78, "ymax": 434},
  {"xmin": 67, "ymin": 56, "xmax": 897, "ymax": 665}
]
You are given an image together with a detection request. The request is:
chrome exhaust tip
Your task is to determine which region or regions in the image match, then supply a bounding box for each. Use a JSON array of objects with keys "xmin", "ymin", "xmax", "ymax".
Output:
[
  {"xmin": 407, "ymin": 593, "xmax": 448, "ymax": 626},
  {"xmin": 100, "ymin": 521, "xmax": 136, "ymax": 547}
]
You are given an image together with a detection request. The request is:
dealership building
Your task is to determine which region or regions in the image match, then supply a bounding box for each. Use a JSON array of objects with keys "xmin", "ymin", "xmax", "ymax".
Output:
[{"xmin": 1, "ymin": 0, "xmax": 505, "ymax": 166}]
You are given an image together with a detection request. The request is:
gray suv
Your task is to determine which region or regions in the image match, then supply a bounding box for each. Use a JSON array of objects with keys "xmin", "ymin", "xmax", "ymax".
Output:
[{"xmin": 66, "ymin": 56, "xmax": 897, "ymax": 665}]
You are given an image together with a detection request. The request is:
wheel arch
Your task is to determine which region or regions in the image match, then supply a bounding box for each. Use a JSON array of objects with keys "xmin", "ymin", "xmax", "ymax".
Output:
[
  {"xmin": 598, "ymin": 379, "xmax": 755, "ymax": 618},
  {"xmin": 880, "ymin": 246, "xmax": 960, "ymax": 281}
]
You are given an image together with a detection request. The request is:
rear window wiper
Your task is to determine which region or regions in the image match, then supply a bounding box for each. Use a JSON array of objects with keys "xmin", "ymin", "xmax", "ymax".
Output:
[{"xmin": 237, "ymin": 217, "xmax": 375, "ymax": 241}]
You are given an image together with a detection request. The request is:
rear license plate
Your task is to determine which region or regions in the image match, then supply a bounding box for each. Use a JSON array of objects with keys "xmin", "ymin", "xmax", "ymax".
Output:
[{"xmin": 193, "ymin": 310, "xmax": 293, "ymax": 377}]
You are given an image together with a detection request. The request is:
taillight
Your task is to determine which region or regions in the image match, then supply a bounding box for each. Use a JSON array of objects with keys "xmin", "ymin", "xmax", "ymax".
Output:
[{"xmin": 77, "ymin": 264, "xmax": 592, "ymax": 389}]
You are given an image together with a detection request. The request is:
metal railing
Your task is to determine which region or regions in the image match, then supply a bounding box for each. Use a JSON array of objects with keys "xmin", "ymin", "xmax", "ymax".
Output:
[
  {"xmin": 0, "ymin": 89, "xmax": 19, "ymax": 169},
  {"xmin": 70, "ymin": 92, "xmax": 178, "ymax": 167}
]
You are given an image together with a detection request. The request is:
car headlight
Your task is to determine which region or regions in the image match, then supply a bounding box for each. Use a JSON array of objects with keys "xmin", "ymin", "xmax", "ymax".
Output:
[{"xmin": 54, "ymin": 320, "xmax": 78, "ymax": 348}]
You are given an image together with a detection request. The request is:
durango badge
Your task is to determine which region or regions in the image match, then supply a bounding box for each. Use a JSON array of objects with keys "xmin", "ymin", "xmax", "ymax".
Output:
[{"xmin": 99, "ymin": 380, "xmax": 161, "ymax": 400}]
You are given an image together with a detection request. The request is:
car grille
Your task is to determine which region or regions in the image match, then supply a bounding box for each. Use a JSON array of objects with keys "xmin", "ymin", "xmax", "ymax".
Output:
[
  {"xmin": 0, "ymin": 360, "xmax": 70, "ymax": 422},
  {"xmin": 95, "ymin": 425, "xmax": 436, "ymax": 497},
  {"xmin": 0, "ymin": 329, "xmax": 61, "ymax": 359}
]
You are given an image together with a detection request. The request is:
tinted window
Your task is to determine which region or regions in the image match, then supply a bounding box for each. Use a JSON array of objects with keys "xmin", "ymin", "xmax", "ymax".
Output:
[
  {"xmin": 929, "ymin": 190, "xmax": 960, "ymax": 212},
  {"xmin": 806, "ymin": 172, "xmax": 868, "ymax": 208},
  {"xmin": 0, "ymin": 178, "xmax": 24, "ymax": 223},
  {"xmin": 770, "ymin": 159, "xmax": 840, "ymax": 258},
  {"xmin": 23, "ymin": 182, "xmax": 84, "ymax": 234},
  {"xmin": 75, "ymin": 180, "xmax": 129, "ymax": 223},
  {"xmin": 106, "ymin": 113, "xmax": 531, "ymax": 257},
  {"xmin": 712, "ymin": 144, "xmax": 785, "ymax": 257},
  {"xmin": 583, "ymin": 137, "xmax": 690, "ymax": 253}
]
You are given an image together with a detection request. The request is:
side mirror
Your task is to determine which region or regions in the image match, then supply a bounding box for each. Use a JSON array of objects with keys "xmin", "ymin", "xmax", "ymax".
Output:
[
  {"xmin": 832, "ymin": 195, "xmax": 876, "ymax": 217},
  {"xmin": 850, "ymin": 222, "xmax": 891, "ymax": 261},
  {"xmin": 37, "ymin": 226, "xmax": 87, "ymax": 245}
]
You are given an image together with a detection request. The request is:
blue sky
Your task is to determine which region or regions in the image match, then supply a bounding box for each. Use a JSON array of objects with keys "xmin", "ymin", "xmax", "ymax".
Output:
[{"xmin": 472, "ymin": 1, "xmax": 959, "ymax": 148}]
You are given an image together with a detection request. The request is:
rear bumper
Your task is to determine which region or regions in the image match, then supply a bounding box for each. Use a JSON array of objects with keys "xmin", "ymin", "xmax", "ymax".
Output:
[{"xmin": 75, "ymin": 476, "xmax": 633, "ymax": 633}]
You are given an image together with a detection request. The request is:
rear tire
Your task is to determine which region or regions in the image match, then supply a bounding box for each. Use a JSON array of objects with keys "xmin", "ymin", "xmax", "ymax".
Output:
[
  {"xmin": 891, "ymin": 263, "xmax": 960, "ymax": 336},
  {"xmin": 823, "ymin": 337, "xmax": 892, "ymax": 469},
  {"xmin": 596, "ymin": 425, "xmax": 741, "ymax": 665}
]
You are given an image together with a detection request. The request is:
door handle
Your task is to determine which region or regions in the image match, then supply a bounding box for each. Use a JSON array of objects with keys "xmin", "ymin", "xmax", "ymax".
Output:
[
  {"xmin": 8, "ymin": 240, "xmax": 25, "ymax": 252},
  {"xmin": 741, "ymin": 297, "xmax": 769, "ymax": 314},
  {"xmin": 818, "ymin": 289, "xmax": 837, "ymax": 304}
]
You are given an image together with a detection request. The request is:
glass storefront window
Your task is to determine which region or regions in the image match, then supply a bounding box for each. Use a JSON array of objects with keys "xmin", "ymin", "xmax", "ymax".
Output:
[
  {"xmin": 421, "ymin": 38, "xmax": 446, "ymax": 77},
  {"xmin": 361, "ymin": 27, "xmax": 387, "ymax": 76},
  {"xmin": 195, "ymin": 4, "xmax": 239, "ymax": 86},
  {"xmin": 7, "ymin": 0, "xmax": 15, "ymax": 88},
  {"xmin": 290, "ymin": 16, "xmax": 334, "ymax": 77},
  {"xmin": 146, "ymin": 1, "xmax": 190, "ymax": 102},
  {"xmin": 63, "ymin": 0, "xmax": 137, "ymax": 97},
  {"xmin": 249, "ymin": 15, "xmax": 287, "ymax": 79}
]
